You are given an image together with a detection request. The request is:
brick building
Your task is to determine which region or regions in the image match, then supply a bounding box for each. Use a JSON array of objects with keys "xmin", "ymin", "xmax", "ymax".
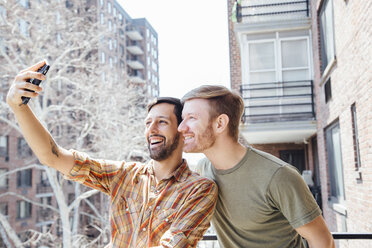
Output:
[
  {"xmin": 310, "ymin": 0, "xmax": 372, "ymax": 247},
  {"xmin": 228, "ymin": 0, "xmax": 372, "ymax": 247}
]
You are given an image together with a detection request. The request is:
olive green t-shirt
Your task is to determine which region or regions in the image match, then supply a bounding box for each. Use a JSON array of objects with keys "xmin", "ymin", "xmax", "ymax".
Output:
[{"xmin": 197, "ymin": 147, "xmax": 321, "ymax": 248}]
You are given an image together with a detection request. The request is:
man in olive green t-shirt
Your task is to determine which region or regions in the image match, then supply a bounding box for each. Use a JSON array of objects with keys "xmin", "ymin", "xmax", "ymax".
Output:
[{"xmin": 178, "ymin": 85, "xmax": 335, "ymax": 248}]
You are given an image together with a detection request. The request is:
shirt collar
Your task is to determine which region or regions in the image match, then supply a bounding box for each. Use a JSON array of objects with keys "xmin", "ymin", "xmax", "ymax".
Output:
[{"xmin": 140, "ymin": 159, "xmax": 190, "ymax": 182}]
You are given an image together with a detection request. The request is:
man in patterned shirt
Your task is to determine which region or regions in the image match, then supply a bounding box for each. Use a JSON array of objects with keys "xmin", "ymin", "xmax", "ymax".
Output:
[{"xmin": 7, "ymin": 61, "xmax": 218, "ymax": 247}]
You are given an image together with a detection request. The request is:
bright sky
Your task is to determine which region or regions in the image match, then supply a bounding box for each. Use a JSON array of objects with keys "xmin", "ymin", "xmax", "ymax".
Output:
[
  {"xmin": 118, "ymin": 0, "xmax": 231, "ymax": 165},
  {"xmin": 118, "ymin": 0, "xmax": 231, "ymax": 99}
]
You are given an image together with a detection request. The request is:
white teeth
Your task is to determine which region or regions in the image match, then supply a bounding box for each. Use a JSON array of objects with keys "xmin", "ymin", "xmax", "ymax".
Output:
[
  {"xmin": 185, "ymin": 136, "xmax": 193, "ymax": 140},
  {"xmin": 150, "ymin": 137, "xmax": 163, "ymax": 145}
]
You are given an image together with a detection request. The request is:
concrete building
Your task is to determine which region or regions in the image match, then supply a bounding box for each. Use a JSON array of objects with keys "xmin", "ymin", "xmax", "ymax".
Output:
[{"xmin": 0, "ymin": 0, "xmax": 158, "ymax": 246}]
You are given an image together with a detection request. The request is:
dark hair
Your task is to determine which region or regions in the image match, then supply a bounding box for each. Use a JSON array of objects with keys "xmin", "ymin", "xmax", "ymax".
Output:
[
  {"xmin": 147, "ymin": 97, "xmax": 183, "ymax": 125},
  {"xmin": 181, "ymin": 85, "xmax": 244, "ymax": 142}
]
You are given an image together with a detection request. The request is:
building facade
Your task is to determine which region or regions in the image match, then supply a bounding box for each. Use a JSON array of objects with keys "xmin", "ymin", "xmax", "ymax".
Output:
[
  {"xmin": 0, "ymin": 0, "xmax": 158, "ymax": 246},
  {"xmin": 228, "ymin": 0, "xmax": 317, "ymax": 181},
  {"xmin": 228, "ymin": 0, "xmax": 372, "ymax": 247},
  {"xmin": 310, "ymin": 0, "xmax": 372, "ymax": 247}
]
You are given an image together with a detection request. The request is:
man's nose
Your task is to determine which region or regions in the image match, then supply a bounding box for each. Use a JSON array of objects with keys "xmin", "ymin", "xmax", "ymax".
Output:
[
  {"xmin": 178, "ymin": 120, "xmax": 187, "ymax": 132},
  {"xmin": 148, "ymin": 122, "xmax": 158, "ymax": 133}
]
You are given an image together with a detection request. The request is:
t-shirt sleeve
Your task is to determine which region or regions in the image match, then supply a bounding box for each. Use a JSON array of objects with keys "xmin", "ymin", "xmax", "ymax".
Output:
[
  {"xmin": 64, "ymin": 149, "xmax": 129, "ymax": 195},
  {"xmin": 266, "ymin": 165, "xmax": 322, "ymax": 229}
]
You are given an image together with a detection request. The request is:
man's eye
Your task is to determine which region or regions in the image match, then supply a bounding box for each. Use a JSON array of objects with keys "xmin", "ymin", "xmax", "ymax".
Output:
[{"xmin": 159, "ymin": 120, "xmax": 167, "ymax": 124}]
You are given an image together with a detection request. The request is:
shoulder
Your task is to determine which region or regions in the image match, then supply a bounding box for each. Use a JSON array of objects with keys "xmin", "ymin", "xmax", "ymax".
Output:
[{"xmin": 195, "ymin": 157, "xmax": 213, "ymax": 175}]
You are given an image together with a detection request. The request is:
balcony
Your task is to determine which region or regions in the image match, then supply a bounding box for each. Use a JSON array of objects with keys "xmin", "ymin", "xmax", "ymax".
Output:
[
  {"xmin": 36, "ymin": 208, "xmax": 54, "ymax": 223},
  {"xmin": 127, "ymin": 45, "xmax": 144, "ymax": 55},
  {"xmin": 36, "ymin": 181, "xmax": 53, "ymax": 195},
  {"xmin": 234, "ymin": 0, "xmax": 309, "ymax": 24},
  {"xmin": 239, "ymin": 80, "xmax": 316, "ymax": 144},
  {"xmin": 129, "ymin": 71, "xmax": 145, "ymax": 84},
  {"xmin": 127, "ymin": 60, "xmax": 144, "ymax": 70},
  {"xmin": 126, "ymin": 27, "xmax": 143, "ymax": 41}
]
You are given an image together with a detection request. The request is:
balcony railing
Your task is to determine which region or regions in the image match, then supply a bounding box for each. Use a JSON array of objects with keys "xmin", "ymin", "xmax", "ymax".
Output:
[
  {"xmin": 36, "ymin": 182, "xmax": 52, "ymax": 195},
  {"xmin": 234, "ymin": 0, "xmax": 309, "ymax": 23},
  {"xmin": 240, "ymin": 80, "xmax": 315, "ymax": 124},
  {"xmin": 202, "ymin": 233, "xmax": 372, "ymax": 240}
]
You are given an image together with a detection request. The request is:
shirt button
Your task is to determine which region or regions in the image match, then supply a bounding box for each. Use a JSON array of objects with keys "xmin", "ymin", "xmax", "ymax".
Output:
[
  {"xmin": 148, "ymin": 206, "xmax": 152, "ymax": 210},
  {"xmin": 165, "ymin": 218, "xmax": 169, "ymax": 222},
  {"xmin": 126, "ymin": 208, "xmax": 129, "ymax": 212},
  {"xmin": 156, "ymin": 206, "xmax": 160, "ymax": 210},
  {"xmin": 142, "ymin": 228, "xmax": 146, "ymax": 232}
]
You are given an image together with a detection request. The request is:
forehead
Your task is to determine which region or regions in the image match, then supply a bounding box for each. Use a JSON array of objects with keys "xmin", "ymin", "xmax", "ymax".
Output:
[
  {"xmin": 146, "ymin": 103, "xmax": 175, "ymax": 120},
  {"xmin": 182, "ymin": 98, "xmax": 211, "ymax": 115}
]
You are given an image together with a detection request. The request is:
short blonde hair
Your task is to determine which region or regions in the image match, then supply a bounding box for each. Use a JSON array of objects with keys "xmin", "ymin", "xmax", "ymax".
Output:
[{"xmin": 181, "ymin": 85, "xmax": 244, "ymax": 141}]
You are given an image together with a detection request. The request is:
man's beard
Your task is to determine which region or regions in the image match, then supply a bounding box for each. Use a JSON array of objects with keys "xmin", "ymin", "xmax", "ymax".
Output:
[
  {"xmin": 148, "ymin": 133, "xmax": 180, "ymax": 161},
  {"xmin": 185, "ymin": 122, "xmax": 216, "ymax": 153}
]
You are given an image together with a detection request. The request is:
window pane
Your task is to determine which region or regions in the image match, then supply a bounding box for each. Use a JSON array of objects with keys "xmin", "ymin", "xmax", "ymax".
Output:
[
  {"xmin": 281, "ymin": 39, "xmax": 308, "ymax": 68},
  {"xmin": 249, "ymin": 71, "xmax": 276, "ymax": 84},
  {"xmin": 282, "ymin": 69, "xmax": 309, "ymax": 81},
  {"xmin": 326, "ymin": 122, "xmax": 345, "ymax": 202},
  {"xmin": 331, "ymin": 126, "xmax": 345, "ymax": 199},
  {"xmin": 249, "ymin": 42, "xmax": 275, "ymax": 70}
]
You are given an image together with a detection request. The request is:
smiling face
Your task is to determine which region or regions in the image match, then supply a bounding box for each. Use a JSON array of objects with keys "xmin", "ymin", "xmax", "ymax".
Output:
[
  {"xmin": 178, "ymin": 98, "xmax": 216, "ymax": 153},
  {"xmin": 145, "ymin": 103, "xmax": 182, "ymax": 161}
]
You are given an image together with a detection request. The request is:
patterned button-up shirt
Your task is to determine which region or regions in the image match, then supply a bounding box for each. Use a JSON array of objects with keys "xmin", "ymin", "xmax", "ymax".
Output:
[{"xmin": 65, "ymin": 150, "xmax": 218, "ymax": 248}]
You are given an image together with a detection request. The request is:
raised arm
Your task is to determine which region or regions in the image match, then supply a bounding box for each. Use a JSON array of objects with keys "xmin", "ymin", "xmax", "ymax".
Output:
[{"xmin": 6, "ymin": 60, "xmax": 75, "ymax": 175}]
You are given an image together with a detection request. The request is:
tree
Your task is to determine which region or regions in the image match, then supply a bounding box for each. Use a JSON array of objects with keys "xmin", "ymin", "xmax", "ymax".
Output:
[{"xmin": 0, "ymin": 0, "xmax": 148, "ymax": 247}]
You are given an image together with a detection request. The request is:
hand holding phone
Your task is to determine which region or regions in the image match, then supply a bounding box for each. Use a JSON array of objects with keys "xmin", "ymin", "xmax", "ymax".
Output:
[{"xmin": 22, "ymin": 63, "xmax": 50, "ymax": 105}]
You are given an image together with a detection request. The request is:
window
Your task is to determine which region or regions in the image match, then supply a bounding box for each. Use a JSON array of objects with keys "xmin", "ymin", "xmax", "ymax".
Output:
[
  {"xmin": 17, "ymin": 200, "xmax": 32, "ymax": 219},
  {"xmin": 0, "ymin": 136, "xmax": 8, "ymax": 158},
  {"xmin": 113, "ymin": 7, "xmax": 116, "ymax": 17},
  {"xmin": 101, "ymin": 51, "xmax": 105, "ymax": 64},
  {"xmin": 100, "ymin": 0, "xmax": 104, "ymax": 6},
  {"xmin": 351, "ymin": 104, "xmax": 361, "ymax": 170},
  {"xmin": 100, "ymin": 13, "xmax": 104, "ymax": 25},
  {"xmin": 18, "ymin": 19, "xmax": 29, "ymax": 37},
  {"xmin": 109, "ymin": 57, "xmax": 113, "ymax": 68},
  {"xmin": 319, "ymin": 0, "xmax": 335, "ymax": 73},
  {"xmin": 107, "ymin": 2, "xmax": 111, "ymax": 14},
  {"xmin": 325, "ymin": 121, "xmax": 345, "ymax": 203},
  {"xmin": 108, "ymin": 20, "xmax": 112, "ymax": 31},
  {"xmin": 17, "ymin": 137, "xmax": 32, "ymax": 158},
  {"xmin": 324, "ymin": 78, "xmax": 332, "ymax": 103},
  {"xmin": 55, "ymin": 11, "xmax": 61, "ymax": 25},
  {"xmin": 0, "ymin": 202, "xmax": 8, "ymax": 217},
  {"xmin": 17, "ymin": 169, "xmax": 32, "ymax": 188},
  {"xmin": 109, "ymin": 39, "xmax": 112, "ymax": 50},
  {"xmin": 19, "ymin": 0, "xmax": 29, "ymax": 8},
  {"xmin": 0, "ymin": 169, "xmax": 8, "ymax": 189}
]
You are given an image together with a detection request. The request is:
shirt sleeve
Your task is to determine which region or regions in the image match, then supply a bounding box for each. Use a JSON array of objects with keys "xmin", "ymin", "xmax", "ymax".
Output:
[
  {"xmin": 266, "ymin": 165, "xmax": 322, "ymax": 229},
  {"xmin": 159, "ymin": 179, "xmax": 218, "ymax": 248},
  {"xmin": 64, "ymin": 149, "xmax": 130, "ymax": 195}
]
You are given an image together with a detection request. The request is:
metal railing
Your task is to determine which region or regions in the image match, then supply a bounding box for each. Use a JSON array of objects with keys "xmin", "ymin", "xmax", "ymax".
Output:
[
  {"xmin": 235, "ymin": 0, "xmax": 309, "ymax": 23},
  {"xmin": 202, "ymin": 233, "xmax": 372, "ymax": 240},
  {"xmin": 240, "ymin": 80, "xmax": 315, "ymax": 123}
]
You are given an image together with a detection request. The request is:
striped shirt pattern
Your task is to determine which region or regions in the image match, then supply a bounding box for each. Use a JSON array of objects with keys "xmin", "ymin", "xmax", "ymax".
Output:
[{"xmin": 65, "ymin": 150, "xmax": 218, "ymax": 248}]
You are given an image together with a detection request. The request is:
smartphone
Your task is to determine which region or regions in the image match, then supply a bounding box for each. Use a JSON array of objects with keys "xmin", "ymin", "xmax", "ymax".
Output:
[{"xmin": 22, "ymin": 64, "xmax": 50, "ymax": 105}]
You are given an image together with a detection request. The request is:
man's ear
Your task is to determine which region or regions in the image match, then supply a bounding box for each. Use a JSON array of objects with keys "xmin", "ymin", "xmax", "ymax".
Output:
[{"xmin": 214, "ymin": 114, "xmax": 229, "ymax": 134}]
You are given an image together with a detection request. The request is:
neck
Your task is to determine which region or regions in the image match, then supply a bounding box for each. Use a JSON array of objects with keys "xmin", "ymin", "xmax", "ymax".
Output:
[
  {"xmin": 203, "ymin": 137, "xmax": 247, "ymax": 170},
  {"xmin": 152, "ymin": 153, "xmax": 183, "ymax": 182}
]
